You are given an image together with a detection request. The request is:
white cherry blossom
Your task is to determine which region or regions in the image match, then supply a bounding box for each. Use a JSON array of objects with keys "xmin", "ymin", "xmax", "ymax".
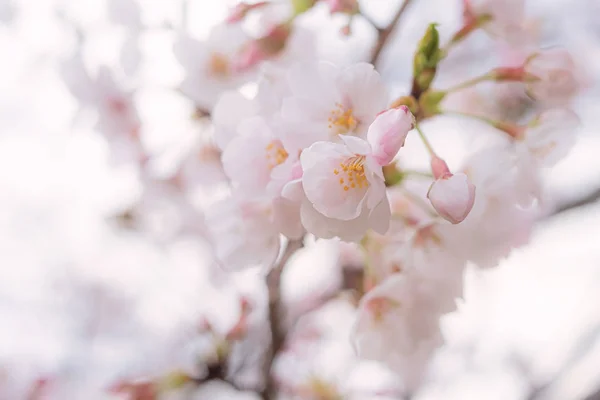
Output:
[
  {"xmin": 518, "ymin": 108, "xmax": 581, "ymax": 167},
  {"xmin": 351, "ymin": 274, "xmax": 445, "ymax": 391},
  {"xmin": 524, "ymin": 48, "xmax": 581, "ymax": 106},
  {"xmin": 467, "ymin": 0, "xmax": 527, "ymax": 45},
  {"xmin": 281, "ymin": 61, "xmax": 388, "ymax": 144},
  {"xmin": 174, "ymin": 24, "xmax": 249, "ymax": 111}
]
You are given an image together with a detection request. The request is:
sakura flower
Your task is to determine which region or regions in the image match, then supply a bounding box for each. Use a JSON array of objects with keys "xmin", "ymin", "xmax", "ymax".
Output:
[
  {"xmin": 524, "ymin": 48, "xmax": 581, "ymax": 106},
  {"xmin": 282, "ymin": 61, "xmax": 388, "ymax": 144},
  {"xmin": 222, "ymin": 116, "xmax": 290, "ymax": 197},
  {"xmin": 298, "ymin": 135, "xmax": 392, "ymax": 241},
  {"xmin": 174, "ymin": 24, "xmax": 249, "ymax": 111},
  {"xmin": 466, "ymin": 0, "xmax": 527, "ymax": 45},
  {"xmin": 518, "ymin": 108, "xmax": 580, "ymax": 167},
  {"xmin": 206, "ymin": 196, "xmax": 281, "ymax": 271},
  {"xmin": 351, "ymin": 274, "xmax": 444, "ymax": 390}
]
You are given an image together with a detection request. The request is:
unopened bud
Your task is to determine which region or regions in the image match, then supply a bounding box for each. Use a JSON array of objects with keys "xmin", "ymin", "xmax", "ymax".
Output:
[
  {"xmin": 413, "ymin": 24, "xmax": 442, "ymax": 93},
  {"xmin": 367, "ymin": 106, "xmax": 415, "ymax": 166},
  {"xmin": 427, "ymin": 172, "xmax": 476, "ymax": 224}
]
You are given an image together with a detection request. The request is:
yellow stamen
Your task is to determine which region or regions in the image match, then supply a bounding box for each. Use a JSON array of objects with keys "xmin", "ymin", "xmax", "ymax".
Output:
[{"xmin": 327, "ymin": 102, "xmax": 359, "ymax": 134}]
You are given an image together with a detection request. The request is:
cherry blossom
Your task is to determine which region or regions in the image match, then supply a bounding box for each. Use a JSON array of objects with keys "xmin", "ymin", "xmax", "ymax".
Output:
[
  {"xmin": 524, "ymin": 48, "xmax": 581, "ymax": 106},
  {"xmin": 351, "ymin": 274, "xmax": 445, "ymax": 391},
  {"xmin": 466, "ymin": 0, "xmax": 527, "ymax": 45},
  {"xmin": 206, "ymin": 196, "xmax": 281, "ymax": 271},
  {"xmin": 174, "ymin": 24, "xmax": 249, "ymax": 111},
  {"xmin": 518, "ymin": 108, "xmax": 581, "ymax": 167},
  {"xmin": 281, "ymin": 62, "xmax": 388, "ymax": 143}
]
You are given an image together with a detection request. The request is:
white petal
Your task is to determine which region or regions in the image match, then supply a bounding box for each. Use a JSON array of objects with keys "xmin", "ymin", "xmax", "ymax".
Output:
[
  {"xmin": 213, "ymin": 91, "xmax": 257, "ymax": 150},
  {"xmin": 336, "ymin": 63, "xmax": 388, "ymax": 123},
  {"xmin": 339, "ymin": 135, "xmax": 371, "ymax": 155},
  {"xmin": 301, "ymin": 142, "xmax": 367, "ymax": 220},
  {"xmin": 427, "ymin": 173, "xmax": 476, "ymax": 224},
  {"xmin": 222, "ymin": 117, "xmax": 274, "ymax": 196}
]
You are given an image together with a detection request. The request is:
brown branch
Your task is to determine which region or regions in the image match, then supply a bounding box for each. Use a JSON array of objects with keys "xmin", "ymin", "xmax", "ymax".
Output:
[
  {"xmin": 262, "ymin": 238, "xmax": 304, "ymax": 399},
  {"xmin": 369, "ymin": 0, "xmax": 414, "ymax": 66},
  {"xmin": 550, "ymin": 186, "xmax": 600, "ymax": 217}
]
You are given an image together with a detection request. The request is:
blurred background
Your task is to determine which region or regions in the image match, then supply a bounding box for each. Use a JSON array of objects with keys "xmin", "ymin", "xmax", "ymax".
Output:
[{"xmin": 1, "ymin": 0, "xmax": 600, "ymax": 399}]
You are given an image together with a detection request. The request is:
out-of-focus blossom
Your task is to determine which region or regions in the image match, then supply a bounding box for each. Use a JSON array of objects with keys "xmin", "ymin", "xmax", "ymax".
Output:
[
  {"xmin": 445, "ymin": 147, "xmax": 536, "ymax": 268},
  {"xmin": 524, "ymin": 48, "xmax": 581, "ymax": 106},
  {"xmin": 206, "ymin": 196, "xmax": 281, "ymax": 271},
  {"xmin": 352, "ymin": 274, "xmax": 445, "ymax": 391},
  {"xmin": 174, "ymin": 24, "xmax": 249, "ymax": 111},
  {"xmin": 518, "ymin": 108, "xmax": 581, "ymax": 167},
  {"xmin": 325, "ymin": 0, "xmax": 359, "ymax": 15},
  {"xmin": 466, "ymin": 0, "xmax": 527, "ymax": 45}
]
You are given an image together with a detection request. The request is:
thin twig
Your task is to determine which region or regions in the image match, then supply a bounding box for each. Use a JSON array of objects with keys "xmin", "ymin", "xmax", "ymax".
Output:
[
  {"xmin": 550, "ymin": 187, "xmax": 600, "ymax": 217},
  {"xmin": 262, "ymin": 238, "xmax": 304, "ymax": 399},
  {"xmin": 369, "ymin": 0, "xmax": 414, "ymax": 66}
]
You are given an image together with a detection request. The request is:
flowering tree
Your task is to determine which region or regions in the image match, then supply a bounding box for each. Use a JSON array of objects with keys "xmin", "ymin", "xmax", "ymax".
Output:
[{"xmin": 6, "ymin": 0, "xmax": 587, "ymax": 398}]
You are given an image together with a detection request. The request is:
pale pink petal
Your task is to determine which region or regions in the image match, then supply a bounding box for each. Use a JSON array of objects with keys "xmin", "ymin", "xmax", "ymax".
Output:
[
  {"xmin": 213, "ymin": 91, "xmax": 258, "ymax": 150},
  {"xmin": 301, "ymin": 142, "xmax": 368, "ymax": 220},
  {"xmin": 335, "ymin": 63, "xmax": 388, "ymax": 123},
  {"xmin": 366, "ymin": 107, "xmax": 415, "ymax": 166},
  {"xmin": 427, "ymin": 173, "xmax": 476, "ymax": 224}
]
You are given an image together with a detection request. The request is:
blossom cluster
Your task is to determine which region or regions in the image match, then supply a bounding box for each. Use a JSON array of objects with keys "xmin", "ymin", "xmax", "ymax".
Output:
[{"xmin": 36, "ymin": 0, "xmax": 586, "ymax": 398}]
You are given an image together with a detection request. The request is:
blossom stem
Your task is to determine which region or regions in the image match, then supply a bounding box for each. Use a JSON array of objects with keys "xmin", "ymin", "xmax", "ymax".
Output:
[
  {"xmin": 443, "ymin": 72, "xmax": 494, "ymax": 93},
  {"xmin": 403, "ymin": 169, "xmax": 434, "ymax": 179},
  {"xmin": 369, "ymin": 0, "xmax": 414, "ymax": 66},
  {"xmin": 402, "ymin": 187, "xmax": 436, "ymax": 216},
  {"xmin": 414, "ymin": 123, "xmax": 437, "ymax": 157},
  {"xmin": 443, "ymin": 110, "xmax": 524, "ymax": 139}
]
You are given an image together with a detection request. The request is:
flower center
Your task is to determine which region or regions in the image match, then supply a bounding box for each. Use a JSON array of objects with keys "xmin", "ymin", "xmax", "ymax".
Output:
[
  {"xmin": 333, "ymin": 155, "xmax": 368, "ymax": 192},
  {"xmin": 328, "ymin": 102, "xmax": 358, "ymax": 134},
  {"xmin": 367, "ymin": 297, "xmax": 400, "ymax": 323},
  {"xmin": 208, "ymin": 53, "xmax": 230, "ymax": 78},
  {"xmin": 265, "ymin": 140, "xmax": 288, "ymax": 169}
]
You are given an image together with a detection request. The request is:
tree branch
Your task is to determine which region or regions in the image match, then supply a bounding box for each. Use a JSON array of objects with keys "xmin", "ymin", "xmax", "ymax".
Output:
[
  {"xmin": 550, "ymin": 187, "xmax": 600, "ymax": 217},
  {"xmin": 262, "ymin": 238, "xmax": 304, "ymax": 399},
  {"xmin": 369, "ymin": 0, "xmax": 414, "ymax": 66}
]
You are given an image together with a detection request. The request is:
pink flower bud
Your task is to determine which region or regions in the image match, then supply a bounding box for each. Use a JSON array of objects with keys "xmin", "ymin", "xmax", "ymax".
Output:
[
  {"xmin": 430, "ymin": 155, "xmax": 450, "ymax": 179},
  {"xmin": 427, "ymin": 172, "xmax": 476, "ymax": 224},
  {"xmin": 366, "ymin": 106, "xmax": 415, "ymax": 166}
]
